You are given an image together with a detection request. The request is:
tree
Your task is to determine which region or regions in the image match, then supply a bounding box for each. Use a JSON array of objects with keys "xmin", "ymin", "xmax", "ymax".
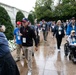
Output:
[
  {"xmin": 62, "ymin": 0, "xmax": 76, "ymax": 4},
  {"xmin": 30, "ymin": 10, "xmax": 36, "ymax": 20},
  {"xmin": 28, "ymin": 14, "xmax": 34, "ymax": 25},
  {"xmin": 16, "ymin": 11, "xmax": 25, "ymax": 22},
  {"xmin": 35, "ymin": 0, "xmax": 53, "ymax": 21},
  {"xmin": 0, "ymin": 6, "xmax": 14, "ymax": 40},
  {"xmin": 53, "ymin": 0, "xmax": 76, "ymax": 20},
  {"xmin": 34, "ymin": 0, "xmax": 76, "ymax": 21}
]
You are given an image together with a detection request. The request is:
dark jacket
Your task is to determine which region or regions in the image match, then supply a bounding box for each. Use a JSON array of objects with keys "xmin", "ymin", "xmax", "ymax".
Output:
[
  {"xmin": 41, "ymin": 23, "xmax": 48, "ymax": 31},
  {"xmin": 0, "ymin": 32, "xmax": 10, "ymax": 57},
  {"xmin": 20, "ymin": 26, "xmax": 37, "ymax": 47},
  {"xmin": 53, "ymin": 25, "xmax": 65, "ymax": 38}
]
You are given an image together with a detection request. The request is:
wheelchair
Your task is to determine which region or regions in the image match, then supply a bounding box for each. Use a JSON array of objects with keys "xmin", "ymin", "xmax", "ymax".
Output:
[
  {"xmin": 64, "ymin": 40, "xmax": 76, "ymax": 63},
  {"xmin": 64, "ymin": 40, "xmax": 70, "ymax": 56},
  {"xmin": 69, "ymin": 45, "xmax": 76, "ymax": 63}
]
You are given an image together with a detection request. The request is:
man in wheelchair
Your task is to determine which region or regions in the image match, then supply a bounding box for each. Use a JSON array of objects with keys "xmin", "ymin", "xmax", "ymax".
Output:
[{"xmin": 67, "ymin": 30, "xmax": 76, "ymax": 62}]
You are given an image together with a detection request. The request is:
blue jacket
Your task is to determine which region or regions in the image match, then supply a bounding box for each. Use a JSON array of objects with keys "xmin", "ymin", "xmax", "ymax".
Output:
[
  {"xmin": 0, "ymin": 32, "xmax": 10, "ymax": 57},
  {"xmin": 66, "ymin": 23, "xmax": 76, "ymax": 35}
]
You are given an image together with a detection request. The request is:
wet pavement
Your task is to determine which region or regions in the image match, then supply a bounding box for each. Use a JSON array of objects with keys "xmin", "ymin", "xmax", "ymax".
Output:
[{"xmin": 11, "ymin": 32, "xmax": 76, "ymax": 75}]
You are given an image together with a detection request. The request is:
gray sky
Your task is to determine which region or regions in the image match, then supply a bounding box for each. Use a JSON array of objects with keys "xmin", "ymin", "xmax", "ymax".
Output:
[
  {"xmin": 0, "ymin": 0, "xmax": 58, "ymax": 12},
  {"xmin": 54, "ymin": 0, "xmax": 58, "ymax": 6},
  {"xmin": 0, "ymin": 0, "xmax": 36, "ymax": 12}
]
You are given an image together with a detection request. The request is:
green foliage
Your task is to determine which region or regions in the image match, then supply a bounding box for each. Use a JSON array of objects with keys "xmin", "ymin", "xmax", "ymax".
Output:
[
  {"xmin": 34, "ymin": 0, "xmax": 76, "ymax": 21},
  {"xmin": 16, "ymin": 11, "xmax": 25, "ymax": 22},
  {"xmin": 0, "ymin": 6, "xmax": 14, "ymax": 40},
  {"xmin": 35, "ymin": 0, "xmax": 53, "ymax": 20},
  {"xmin": 30, "ymin": 10, "xmax": 36, "ymax": 20},
  {"xmin": 28, "ymin": 14, "xmax": 34, "ymax": 25},
  {"xmin": 53, "ymin": 0, "xmax": 76, "ymax": 20}
]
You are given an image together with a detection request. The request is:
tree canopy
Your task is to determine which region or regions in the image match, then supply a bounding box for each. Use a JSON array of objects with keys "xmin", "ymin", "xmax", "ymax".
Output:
[
  {"xmin": 34, "ymin": 0, "xmax": 76, "ymax": 21},
  {"xmin": 34, "ymin": 0, "xmax": 53, "ymax": 21}
]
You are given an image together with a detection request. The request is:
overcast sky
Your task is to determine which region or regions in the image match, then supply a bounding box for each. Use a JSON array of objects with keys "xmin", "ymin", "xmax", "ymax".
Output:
[{"xmin": 0, "ymin": 0, "xmax": 58, "ymax": 12}]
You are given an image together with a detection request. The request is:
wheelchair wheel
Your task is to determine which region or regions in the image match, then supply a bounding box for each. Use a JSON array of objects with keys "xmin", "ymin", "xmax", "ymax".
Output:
[
  {"xmin": 72, "ymin": 56, "xmax": 76, "ymax": 64},
  {"xmin": 72, "ymin": 58, "xmax": 76, "ymax": 64},
  {"xmin": 69, "ymin": 55, "xmax": 71, "ymax": 60},
  {"xmin": 64, "ymin": 43, "xmax": 68, "ymax": 56}
]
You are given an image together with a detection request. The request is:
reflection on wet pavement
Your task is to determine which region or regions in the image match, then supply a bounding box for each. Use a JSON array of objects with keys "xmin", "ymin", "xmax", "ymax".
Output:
[{"xmin": 11, "ymin": 32, "xmax": 76, "ymax": 75}]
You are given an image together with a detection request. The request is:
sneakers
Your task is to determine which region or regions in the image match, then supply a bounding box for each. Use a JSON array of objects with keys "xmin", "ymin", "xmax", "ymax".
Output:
[
  {"xmin": 15, "ymin": 57, "xmax": 20, "ymax": 62},
  {"xmin": 32, "ymin": 52, "xmax": 34, "ymax": 57},
  {"xmin": 58, "ymin": 49, "xmax": 60, "ymax": 52},
  {"xmin": 22, "ymin": 55, "xmax": 25, "ymax": 59},
  {"xmin": 27, "ymin": 70, "xmax": 32, "ymax": 75}
]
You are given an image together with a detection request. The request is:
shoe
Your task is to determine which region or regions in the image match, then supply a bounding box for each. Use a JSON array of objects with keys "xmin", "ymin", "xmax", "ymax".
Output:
[
  {"xmin": 22, "ymin": 53, "xmax": 25, "ymax": 56},
  {"xmin": 22, "ymin": 53, "xmax": 26, "ymax": 58},
  {"xmin": 45, "ymin": 39, "xmax": 47, "ymax": 41},
  {"xmin": 27, "ymin": 71, "xmax": 32, "ymax": 75},
  {"xmin": 58, "ymin": 49, "xmax": 60, "ymax": 52},
  {"xmin": 44, "ymin": 40, "xmax": 47, "ymax": 42},
  {"xmin": 22, "ymin": 55, "xmax": 25, "ymax": 59},
  {"xmin": 15, "ymin": 58, "xmax": 20, "ymax": 62},
  {"xmin": 32, "ymin": 52, "xmax": 34, "ymax": 56}
]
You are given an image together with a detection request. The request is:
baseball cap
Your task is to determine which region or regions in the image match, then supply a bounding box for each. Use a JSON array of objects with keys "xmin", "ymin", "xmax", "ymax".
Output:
[
  {"xmin": 22, "ymin": 18, "xmax": 29, "ymax": 22},
  {"xmin": 71, "ymin": 30, "xmax": 75, "ymax": 34},
  {"xmin": 17, "ymin": 21, "xmax": 21, "ymax": 25}
]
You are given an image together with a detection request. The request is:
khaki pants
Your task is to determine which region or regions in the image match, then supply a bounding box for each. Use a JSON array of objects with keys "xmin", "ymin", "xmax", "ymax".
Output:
[
  {"xmin": 16, "ymin": 44, "xmax": 22, "ymax": 58},
  {"xmin": 22, "ymin": 46, "xmax": 33, "ymax": 71}
]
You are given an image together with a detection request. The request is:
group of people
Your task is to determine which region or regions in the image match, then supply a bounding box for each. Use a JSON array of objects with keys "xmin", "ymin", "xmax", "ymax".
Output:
[
  {"xmin": 0, "ymin": 16, "xmax": 76, "ymax": 75},
  {"xmin": 40, "ymin": 17, "xmax": 76, "ymax": 53},
  {"xmin": 0, "ymin": 17, "xmax": 39, "ymax": 75}
]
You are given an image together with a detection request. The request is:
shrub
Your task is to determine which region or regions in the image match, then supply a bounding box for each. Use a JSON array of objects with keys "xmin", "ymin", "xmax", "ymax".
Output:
[
  {"xmin": 28, "ymin": 14, "xmax": 34, "ymax": 25},
  {"xmin": 16, "ymin": 11, "xmax": 25, "ymax": 22},
  {"xmin": 0, "ymin": 6, "xmax": 14, "ymax": 40}
]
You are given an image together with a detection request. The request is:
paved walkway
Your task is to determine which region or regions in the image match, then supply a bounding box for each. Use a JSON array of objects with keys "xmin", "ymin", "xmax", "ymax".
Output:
[{"xmin": 11, "ymin": 32, "xmax": 76, "ymax": 75}]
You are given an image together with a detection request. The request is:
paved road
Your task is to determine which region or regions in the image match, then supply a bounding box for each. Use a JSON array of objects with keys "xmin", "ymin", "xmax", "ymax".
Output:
[{"xmin": 12, "ymin": 32, "xmax": 76, "ymax": 75}]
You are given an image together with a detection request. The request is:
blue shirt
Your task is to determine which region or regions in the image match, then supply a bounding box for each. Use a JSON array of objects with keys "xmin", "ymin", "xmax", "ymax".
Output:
[
  {"xmin": 0, "ymin": 32, "xmax": 10, "ymax": 57},
  {"xmin": 14, "ymin": 28, "xmax": 22, "ymax": 44}
]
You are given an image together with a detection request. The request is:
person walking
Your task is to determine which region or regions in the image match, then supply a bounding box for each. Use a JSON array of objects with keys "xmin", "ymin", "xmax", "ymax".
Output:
[
  {"xmin": 0, "ymin": 25, "xmax": 20, "ymax": 75},
  {"xmin": 66, "ymin": 17, "xmax": 76, "ymax": 36},
  {"xmin": 41, "ymin": 20, "xmax": 48, "ymax": 41},
  {"xmin": 20, "ymin": 18, "xmax": 38, "ymax": 74},
  {"xmin": 51, "ymin": 21, "xmax": 56, "ymax": 37},
  {"xmin": 53, "ymin": 20, "xmax": 65, "ymax": 52},
  {"xmin": 14, "ymin": 21, "xmax": 23, "ymax": 62}
]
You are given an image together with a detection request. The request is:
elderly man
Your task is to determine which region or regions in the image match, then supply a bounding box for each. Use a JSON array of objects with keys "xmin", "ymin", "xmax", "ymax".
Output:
[{"xmin": 20, "ymin": 18, "xmax": 38, "ymax": 74}]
